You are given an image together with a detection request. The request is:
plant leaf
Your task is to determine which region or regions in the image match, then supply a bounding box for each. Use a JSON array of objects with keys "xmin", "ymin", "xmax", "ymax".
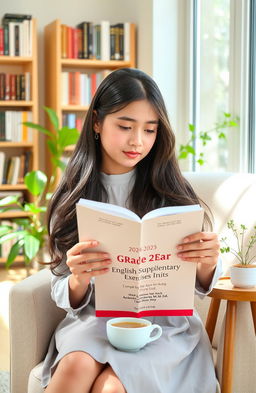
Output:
[
  {"xmin": 188, "ymin": 124, "xmax": 195, "ymax": 132},
  {"xmin": 22, "ymin": 122, "xmax": 52, "ymax": 136},
  {"xmin": 47, "ymin": 139, "xmax": 58, "ymax": 156},
  {"xmin": 0, "ymin": 225, "xmax": 12, "ymax": 236},
  {"xmin": 24, "ymin": 203, "xmax": 46, "ymax": 214},
  {"xmin": 0, "ymin": 195, "xmax": 20, "ymax": 206},
  {"xmin": 197, "ymin": 158, "xmax": 204, "ymax": 166},
  {"xmin": 44, "ymin": 106, "xmax": 59, "ymax": 131},
  {"xmin": 185, "ymin": 145, "xmax": 196, "ymax": 154},
  {"xmin": 178, "ymin": 151, "xmax": 188, "ymax": 159},
  {"xmin": 58, "ymin": 127, "xmax": 80, "ymax": 149},
  {"xmin": 24, "ymin": 170, "xmax": 47, "ymax": 196},
  {"xmin": 0, "ymin": 230, "xmax": 27, "ymax": 244},
  {"xmin": 5, "ymin": 239, "xmax": 24, "ymax": 268},
  {"xmin": 24, "ymin": 234, "xmax": 40, "ymax": 260}
]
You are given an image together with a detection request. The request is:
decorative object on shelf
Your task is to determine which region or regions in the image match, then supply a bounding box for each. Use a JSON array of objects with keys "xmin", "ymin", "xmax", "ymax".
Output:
[
  {"xmin": 0, "ymin": 107, "xmax": 80, "ymax": 268},
  {"xmin": 221, "ymin": 220, "xmax": 256, "ymax": 288}
]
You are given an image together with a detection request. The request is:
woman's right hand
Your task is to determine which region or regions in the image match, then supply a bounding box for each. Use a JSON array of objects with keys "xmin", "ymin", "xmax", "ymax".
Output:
[{"xmin": 66, "ymin": 240, "xmax": 112, "ymax": 287}]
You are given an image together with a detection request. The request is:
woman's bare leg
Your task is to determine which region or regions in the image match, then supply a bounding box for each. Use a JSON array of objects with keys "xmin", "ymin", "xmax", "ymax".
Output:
[
  {"xmin": 44, "ymin": 352, "xmax": 105, "ymax": 393},
  {"xmin": 91, "ymin": 366, "xmax": 126, "ymax": 393}
]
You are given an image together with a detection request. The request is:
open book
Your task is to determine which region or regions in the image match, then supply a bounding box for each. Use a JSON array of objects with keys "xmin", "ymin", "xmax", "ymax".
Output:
[{"xmin": 76, "ymin": 199, "xmax": 204, "ymax": 317}]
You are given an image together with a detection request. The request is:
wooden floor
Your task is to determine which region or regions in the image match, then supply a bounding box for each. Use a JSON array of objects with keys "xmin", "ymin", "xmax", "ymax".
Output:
[{"xmin": 0, "ymin": 266, "xmax": 37, "ymax": 371}]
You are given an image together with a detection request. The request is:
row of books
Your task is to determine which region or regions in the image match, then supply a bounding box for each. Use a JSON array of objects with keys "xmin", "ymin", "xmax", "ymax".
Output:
[
  {"xmin": 62, "ymin": 113, "xmax": 85, "ymax": 131},
  {"xmin": 0, "ymin": 13, "xmax": 33, "ymax": 57},
  {"xmin": 0, "ymin": 111, "xmax": 33, "ymax": 142},
  {"xmin": 61, "ymin": 21, "xmax": 132, "ymax": 61},
  {"xmin": 0, "ymin": 151, "xmax": 32, "ymax": 185},
  {"xmin": 0, "ymin": 218, "xmax": 23, "ymax": 258},
  {"xmin": 61, "ymin": 71, "xmax": 110, "ymax": 106},
  {"xmin": 0, "ymin": 72, "xmax": 31, "ymax": 101}
]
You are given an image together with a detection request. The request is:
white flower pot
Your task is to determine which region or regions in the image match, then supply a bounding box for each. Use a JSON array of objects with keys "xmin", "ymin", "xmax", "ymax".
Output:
[{"xmin": 230, "ymin": 264, "xmax": 256, "ymax": 288}]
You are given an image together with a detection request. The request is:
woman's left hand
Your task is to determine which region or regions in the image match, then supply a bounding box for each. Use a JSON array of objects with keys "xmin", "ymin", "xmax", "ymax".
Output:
[
  {"xmin": 176, "ymin": 231, "xmax": 220, "ymax": 267},
  {"xmin": 176, "ymin": 232, "xmax": 220, "ymax": 289}
]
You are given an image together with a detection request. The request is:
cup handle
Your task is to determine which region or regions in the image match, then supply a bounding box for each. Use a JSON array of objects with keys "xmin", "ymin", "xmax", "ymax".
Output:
[{"xmin": 148, "ymin": 324, "xmax": 162, "ymax": 342}]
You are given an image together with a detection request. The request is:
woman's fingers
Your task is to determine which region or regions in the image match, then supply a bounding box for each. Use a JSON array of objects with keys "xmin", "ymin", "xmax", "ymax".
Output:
[
  {"xmin": 66, "ymin": 241, "xmax": 112, "ymax": 276},
  {"xmin": 67, "ymin": 240, "xmax": 98, "ymax": 257},
  {"xmin": 176, "ymin": 232, "xmax": 220, "ymax": 265}
]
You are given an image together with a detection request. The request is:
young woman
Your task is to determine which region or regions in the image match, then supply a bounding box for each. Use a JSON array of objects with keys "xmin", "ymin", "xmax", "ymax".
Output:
[{"xmin": 42, "ymin": 68, "xmax": 221, "ymax": 393}]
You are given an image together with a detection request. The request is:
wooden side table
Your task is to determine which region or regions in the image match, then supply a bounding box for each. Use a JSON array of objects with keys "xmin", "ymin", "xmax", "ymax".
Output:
[{"xmin": 205, "ymin": 278, "xmax": 256, "ymax": 393}]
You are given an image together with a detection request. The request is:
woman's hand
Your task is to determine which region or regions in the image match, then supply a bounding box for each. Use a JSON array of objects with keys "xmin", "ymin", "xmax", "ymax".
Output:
[
  {"xmin": 176, "ymin": 232, "xmax": 220, "ymax": 290},
  {"xmin": 67, "ymin": 240, "xmax": 112, "ymax": 286},
  {"xmin": 66, "ymin": 240, "xmax": 111, "ymax": 308}
]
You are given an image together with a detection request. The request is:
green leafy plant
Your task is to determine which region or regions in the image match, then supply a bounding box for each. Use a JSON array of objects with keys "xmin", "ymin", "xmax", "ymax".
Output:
[
  {"xmin": 178, "ymin": 112, "xmax": 239, "ymax": 165},
  {"xmin": 0, "ymin": 107, "xmax": 80, "ymax": 268},
  {"xmin": 220, "ymin": 220, "xmax": 256, "ymax": 265}
]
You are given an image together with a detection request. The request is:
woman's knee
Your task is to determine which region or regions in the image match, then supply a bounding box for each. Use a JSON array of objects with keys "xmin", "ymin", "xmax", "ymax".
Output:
[
  {"xmin": 92, "ymin": 367, "xmax": 126, "ymax": 393},
  {"xmin": 58, "ymin": 351, "xmax": 102, "ymax": 378}
]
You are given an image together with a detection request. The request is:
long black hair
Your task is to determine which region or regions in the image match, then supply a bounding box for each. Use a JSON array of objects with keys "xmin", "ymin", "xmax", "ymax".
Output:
[{"xmin": 47, "ymin": 68, "xmax": 211, "ymax": 274}]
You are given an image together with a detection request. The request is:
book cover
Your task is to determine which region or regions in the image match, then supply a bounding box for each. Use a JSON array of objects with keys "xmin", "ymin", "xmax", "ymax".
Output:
[{"xmin": 76, "ymin": 199, "xmax": 204, "ymax": 318}]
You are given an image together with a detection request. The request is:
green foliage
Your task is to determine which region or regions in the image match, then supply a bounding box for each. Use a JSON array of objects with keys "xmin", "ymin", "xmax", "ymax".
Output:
[
  {"xmin": 220, "ymin": 220, "xmax": 256, "ymax": 265},
  {"xmin": 0, "ymin": 107, "xmax": 80, "ymax": 268},
  {"xmin": 178, "ymin": 112, "xmax": 239, "ymax": 165}
]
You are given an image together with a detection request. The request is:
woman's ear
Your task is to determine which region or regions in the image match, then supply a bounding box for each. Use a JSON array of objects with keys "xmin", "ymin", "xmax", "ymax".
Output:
[{"xmin": 93, "ymin": 110, "xmax": 100, "ymax": 133}]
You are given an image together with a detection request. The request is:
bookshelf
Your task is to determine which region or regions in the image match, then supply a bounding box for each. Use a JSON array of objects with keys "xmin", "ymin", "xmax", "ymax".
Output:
[
  {"xmin": 0, "ymin": 18, "xmax": 39, "ymax": 264},
  {"xmin": 44, "ymin": 19, "xmax": 136, "ymax": 183}
]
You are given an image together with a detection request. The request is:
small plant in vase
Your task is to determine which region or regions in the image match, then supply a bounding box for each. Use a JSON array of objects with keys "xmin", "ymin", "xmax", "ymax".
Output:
[{"xmin": 220, "ymin": 220, "xmax": 256, "ymax": 288}]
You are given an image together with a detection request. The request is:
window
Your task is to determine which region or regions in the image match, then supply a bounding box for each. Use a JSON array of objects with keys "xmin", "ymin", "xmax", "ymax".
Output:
[{"xmin": 189, "ymin": 0, "xmax": 253, "ymax": 172}]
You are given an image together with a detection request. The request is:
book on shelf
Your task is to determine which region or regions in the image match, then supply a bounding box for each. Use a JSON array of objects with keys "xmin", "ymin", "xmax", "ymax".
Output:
[
  {"xmin": 0, "ymin": 151, "xmax": 31, "ymax": 185},
  {"xmin": 0, "ymin": 72, "xmax": 31, "ymax": 101},
  {"xmin": 76, "ymin": 199, "xmax": 204, "ymax": 318},
  {"xmin": 61, "ymin": 70, "xmax": 109, "ymax": 106},
  {"xmin": 0, "ymin": 110, "xmax": 32, "ymax": 141},
  {"xmin": 60, "ymin": 20, "xmax": 132, "ymax": 61},
  {"xmin": 1, "ymin": 14, "xmax": 33, "ymax": 57}
]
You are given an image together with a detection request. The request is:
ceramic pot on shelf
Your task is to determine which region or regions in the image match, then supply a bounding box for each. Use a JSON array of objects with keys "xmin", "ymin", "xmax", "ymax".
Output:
[{"xmin": 230, "ymin": 263, "xmax": 256, "ymax": 288}]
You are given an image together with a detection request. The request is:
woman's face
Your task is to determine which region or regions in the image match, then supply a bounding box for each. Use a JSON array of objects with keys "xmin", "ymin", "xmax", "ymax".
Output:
[{"xmin": 94, "ymin": 99, "xmax": 159, "ymax": 175}]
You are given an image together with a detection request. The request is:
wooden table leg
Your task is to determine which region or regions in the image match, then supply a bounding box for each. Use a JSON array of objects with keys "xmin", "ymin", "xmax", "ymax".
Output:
[
  {"xmin": 250, "ymin": 301, "xmax": 256, "ymax": 335},
  {"xmin": 221, "ymin": 300, "xmax": 237, "ymax": 393},
  {"xmin": 205, "ymin": 298, "xmax": 221, "ymax": 343}
]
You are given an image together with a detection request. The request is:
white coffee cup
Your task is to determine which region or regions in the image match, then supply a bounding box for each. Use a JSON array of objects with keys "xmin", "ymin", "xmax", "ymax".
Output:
[{"xmin": 106, "ymin": 317, "xmax": 162, "ymax": 352}]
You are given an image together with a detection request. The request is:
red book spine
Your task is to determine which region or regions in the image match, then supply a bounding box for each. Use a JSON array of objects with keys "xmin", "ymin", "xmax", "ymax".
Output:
[
  {"xmin": 74, "ymin": 71, "xmax": 80, "ymax": 105},
  {"xmin": 67, "ymin": 26, "xmax": 72, "ymax": 58},
  {"xmin": 0, "ymin": 28, "xmax": 4, "ymax": 55},
  {"xmin": 73, "ymin": 28, "xmax": 79, "ymax": 59},
  {"xmin": 10, "ymin": 74, "xmax": 16, "ymax": 100},
  {"xmin": 5, "ymin": 73, "xmax": 10, "ymax": 100},
  {"xmin": 90, "ymin": 73, "xmax": 97, "ymax": 98},
  {"xmin": 76, "ymin": 117, "xmax": 83, "ymax": 131}
]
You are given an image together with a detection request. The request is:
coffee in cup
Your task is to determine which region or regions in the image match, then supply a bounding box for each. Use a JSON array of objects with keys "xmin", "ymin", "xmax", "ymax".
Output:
[{"xmin": 106, "ymin": 317, "xmax": 162, "ymax": 352}]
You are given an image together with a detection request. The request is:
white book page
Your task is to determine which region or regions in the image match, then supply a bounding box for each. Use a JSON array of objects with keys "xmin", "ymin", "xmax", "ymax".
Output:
[
  {"xmin": 142, "ymin": 204, "xmax": 202, "ymax": 221},
  {"xmin": 77, "ymin": 198, "xmax": 140, "ymax": 221}
]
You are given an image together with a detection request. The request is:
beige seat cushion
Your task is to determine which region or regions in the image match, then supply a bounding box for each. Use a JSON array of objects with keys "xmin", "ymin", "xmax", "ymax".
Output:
[{"xmin": 28, "ymin": 362, "xmax": 44, "ymax": 393}]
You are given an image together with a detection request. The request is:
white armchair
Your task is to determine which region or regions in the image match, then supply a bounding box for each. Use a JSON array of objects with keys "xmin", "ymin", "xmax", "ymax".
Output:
[{"xmin": 9, "ymin": 172, "xmax": 256, "ymax": 393}]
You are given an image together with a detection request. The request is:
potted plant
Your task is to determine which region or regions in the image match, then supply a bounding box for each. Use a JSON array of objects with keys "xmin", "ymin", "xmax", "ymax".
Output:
[
  {"xmin": 221, "ymin": 219, "xmax": 256, "ymax": 288},
  {"xmin": 0, "ymin": 107, "xmax": 80, "ymax": 269}
]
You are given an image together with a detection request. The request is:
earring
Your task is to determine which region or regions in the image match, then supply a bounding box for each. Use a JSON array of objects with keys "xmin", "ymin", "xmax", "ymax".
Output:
[{"xmin": 94, "ymin": 132, "xmax": 99, "ymax": 140}]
